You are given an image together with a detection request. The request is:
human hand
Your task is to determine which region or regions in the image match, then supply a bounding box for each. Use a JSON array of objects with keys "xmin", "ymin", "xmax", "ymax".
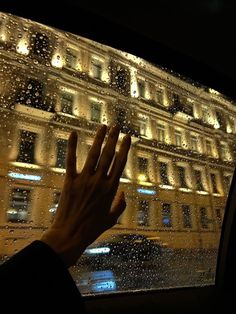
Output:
[{"xmin": 41, "ymin": 124, "xmax": 131, "ymax": 267}]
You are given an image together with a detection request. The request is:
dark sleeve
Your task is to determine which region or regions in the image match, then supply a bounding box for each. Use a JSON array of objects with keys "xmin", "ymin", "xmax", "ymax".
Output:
[{"xmin": 0, "ymin": 240, "xmax": 86, "ymax": 312}]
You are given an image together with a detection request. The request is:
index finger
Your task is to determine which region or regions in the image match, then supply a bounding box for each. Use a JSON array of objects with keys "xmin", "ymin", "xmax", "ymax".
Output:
[{"xmin": 108, "ymin": 134, "xmax": 131, "ymax": 182}]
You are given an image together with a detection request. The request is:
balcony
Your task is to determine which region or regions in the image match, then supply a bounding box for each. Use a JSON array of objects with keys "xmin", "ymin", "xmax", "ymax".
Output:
[{"xmin": 169, "ymin": 100, "xmax": 193, "ymax": 118}]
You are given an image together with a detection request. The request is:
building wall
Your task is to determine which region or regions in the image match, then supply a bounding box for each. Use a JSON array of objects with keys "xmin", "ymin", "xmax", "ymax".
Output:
[{"xmin": 0, "ymin": 12, "xmax": 235, "ymax": 255}]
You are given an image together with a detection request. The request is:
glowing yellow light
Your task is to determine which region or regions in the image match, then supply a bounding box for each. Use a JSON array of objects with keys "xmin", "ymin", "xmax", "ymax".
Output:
[
  {"xmin": 16, "ymin": 39, "xmax": 29, "ymax": 55},
  {"xmin": 159, "ymin": 184, "xmax": 174, "ymax": 190},
  {"xmin": 0, "ymin": 32, "xmax": 6, "ymax": 41},
  {"xmin": 196, "ymin": 191, "xmax": 208, "ymax": 195},
  {"xmin": 51, "ymin": 53, "xmax": 63, "ymax": 68},
  {"xmin": 120, "ymin": 178, "xmax": 131, "ymax": 183},
  {"xmin": 209, "ymin": 88, "xmax": 220, "ymax": 95},
  {"xmin": 138, "ymin": 174, "xmax": 146, "ymax": 182}
]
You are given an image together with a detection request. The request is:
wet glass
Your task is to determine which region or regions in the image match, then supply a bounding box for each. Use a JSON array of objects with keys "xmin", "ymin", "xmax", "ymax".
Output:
[{"xmin": 0, "ymin": 11, "xmax": 235, "ymax": 295}]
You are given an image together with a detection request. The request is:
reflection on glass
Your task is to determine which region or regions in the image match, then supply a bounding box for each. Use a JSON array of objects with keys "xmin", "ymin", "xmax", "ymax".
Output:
[{"xmin": 0, "ymin": 10, "xmax": 236, "ymax": 295}]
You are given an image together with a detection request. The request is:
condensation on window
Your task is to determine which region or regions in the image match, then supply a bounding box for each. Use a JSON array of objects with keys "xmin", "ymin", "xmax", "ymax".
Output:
[{"xmin": 0, "ymin": 11, "xmax": 236, "ymax": 295}]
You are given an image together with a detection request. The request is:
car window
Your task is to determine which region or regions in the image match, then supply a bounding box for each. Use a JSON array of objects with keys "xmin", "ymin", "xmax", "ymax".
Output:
[{"xmin": 0, "ymin": 11, "xmax": 235, "ymax": 296}]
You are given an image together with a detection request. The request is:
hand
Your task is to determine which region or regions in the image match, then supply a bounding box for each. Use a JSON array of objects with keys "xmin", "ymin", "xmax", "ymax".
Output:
[{"xmin": 41, "ymin": 124, "xmax": 131, "ymax": 267}]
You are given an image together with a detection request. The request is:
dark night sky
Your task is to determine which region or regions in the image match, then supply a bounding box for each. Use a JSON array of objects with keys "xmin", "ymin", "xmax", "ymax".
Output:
[{"xmin": 1, "ymin": 0, "xmax": 236, "ymax": 98}]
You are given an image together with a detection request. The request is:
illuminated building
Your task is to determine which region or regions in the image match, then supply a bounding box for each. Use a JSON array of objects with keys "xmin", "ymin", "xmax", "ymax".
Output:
[{"xmin": 0, "ymin": 12, "xmax": 235, "ymax": 255}]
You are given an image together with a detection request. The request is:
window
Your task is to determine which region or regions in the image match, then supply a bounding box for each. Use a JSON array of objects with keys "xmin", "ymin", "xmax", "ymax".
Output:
[
  {"xmin": 174, "ymin": 130, "xmax": 182, "ymax": 147},
  {"xmin": 139, "ymin": 119, "xmax": 147, "ymax": 136},
  {"xmin": 137, "ymin": 80, "xmax": 145, "ymax": 98},
  {"xmin": 202, "ymin": 106, "xmax": 209, "ymax": 122},
  {"xmin": 16, "ymin": 79, "xmax": 45, "ymax": 110},
  {"xmin": 112, "ymin": 65, "xmax": 130, "ymax": 95},
  {"xmin": 220, "ymin": 142, "xmax": 229, "ymax": 160},
  {"xmin": 61, "ymin": 92, "xmax": 74, "ymax": 114},
  {"xmin": 90, "ymin": 102, "xmax": 101, "ymax": 123},
  {"xmin": 17, "ymin": 130, "xmax": 37, "ymax": 164},
  {"xmin": 2, "ymin": 10, "xmax": 236, "ymax": 297},
  {"xmin": 7, "ymin": 188, "xmax": 31, "ymax": 222},
  {"xmin": 157, "ymin": 123, "xmax": 165, "ymax": 142},
  {"xmin": 210, "ymin": 173, "xmax": 219, "ymax": 194},
  {"xmin": 215, "ymin": 208, "xmax": 222, "ymax": 228},
  {"xmin": 138, "ymin": 157, "xmax": 149, "ymax": 180},
  {"xmin": 65, "ymin": 50, "xmax": 77, "ymax": 69},
  {"xmin": 31, "ymin": 32, "xmax": 49, "ymax": 59},
  {"xmin": 116, "ymin": 108, "xmax": 128, "ymax": 132},
  {"xmin": 206, "ymin": 140, "xmax": 213, "ymax": 156},
  {"xmin": 190, "ymin": 135, "xmax": 198, "ymax": 151},
  {"xmin": 182, "ymin": 205, "xmax": 192, "ymax": 228},
  {"xmin": 137, "ymin": 200, "xmax": 149, "ymax": 226},
  {"xmin": 177, "ymin": 166, "xmax": 188, "ymax": 188},
  {"xmin": 159, "ymin": 162, "xmax": 170, "ymax": 185},
  {"xmin": 156, "ymin": 89, "xmax": 163, "ymax": 105},
  {"xmin": 200, "ymin": 207, "xmax": 209, "ymax": 229},
  {"xmin": 91, "ymin": 59, "xmax": 102, "ymax": 79},
  {"xmin": 194, "ymin": 170, "xmax": 205, "ymax": 191},
  {"xmin": 223, "ymin": 175, "xmax": 232, "ymax": 192},
  {"xmin": 216, "ymin": 110, "xmax": 226, "ymax": 130},
  {"xmin": 56, "ymin": 139, "xmax": 68, "ymax": 169},
  {"xmin": 162, "ymin": 203, "xmax": 172, "ymax": 227}
]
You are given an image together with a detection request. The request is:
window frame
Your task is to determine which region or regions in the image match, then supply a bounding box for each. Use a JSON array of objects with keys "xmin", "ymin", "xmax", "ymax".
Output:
[{"xmin": 1, "ymin": 3, "xmax": 236, "ymax": 313}]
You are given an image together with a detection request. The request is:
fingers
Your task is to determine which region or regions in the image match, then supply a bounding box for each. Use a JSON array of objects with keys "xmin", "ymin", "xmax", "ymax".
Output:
[
  {"xmin": 83, "ymin": 125, "xmax": 107, "ymax": 173},
  {"xmin": 66, "ymin": 131, "xmax": 77, "ymax": 177},
  {"xmin": 96, "ymin": 124, "xmax": 120, "ymax": 175},
  {"xmin": 109, "ymin": 191, "xmax": 126, "ymax": 224},
  {"xmin": 109, "ymin": 134, "xmax": 131, "ymax": 182}
]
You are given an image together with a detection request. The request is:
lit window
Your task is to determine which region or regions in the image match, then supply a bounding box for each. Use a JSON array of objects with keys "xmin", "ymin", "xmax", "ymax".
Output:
[
  {"xmin": 216, "ymin": 110, "xmax": 226, "ymax": 130},
  {"xmin": 65, "ymin": 50, "xmax": 77, "ymax": 69},
  {"xmin": 91, "ymin": 59, "xmax": 102, "ymax": 80},
  {"xmin": 206, "ymin": 140, "xmax": 213, "ymax": 156},
  {"xmin": 210, "ymin": 173, "xmax": 219, "ymax": 194},
  {"xmin": 194, "ymin": 170, "xmax": 205, "ymax": 191},
  {"xmin": 137, "ymin": 200, "xmax": 149, "ymax": 226},
  {"xmin": 61, "ymin": 92, "xmax": 74, "ymax": 115},
  {"xmin": 200, "ymin": 207, "xmax": 209, "ymax": 229},
  {"xmin": 139, "ymin": 120, "xmax": 147, "ymax": 136},
  {"xmin": 202, "ymin": 106, "xmax": 209, "ymax": 123},
  {"xmin": 138, "ymin": 157, "xmax": 149, "ymax": 180},
  {"xmin": 190, "ymin": 135, "xmax": 198, "ymax": 151},
  {"xmin": 156, "ymin": 89, "xmax": 163, "ymax": 105},
  {"xmin": 220, "ymin": 142, "xmax": 230, "ymax": 160},
  {"xmin": 157, "ymin": 123, "xmax": 165, "ymax": 142},
  {"xmin": 174, "ymin": 130, "xmax": 182, "ymax": 147},
  {"xmin": 177, "ymin": 166, "xmax": 188, "ymax": 188},
  {"xmin": 7, "ymin": 188, "xmax": 31, "ymax": 222},
  {"xmin": 137, "ymin": 80, "xmax": 145, "ymax": 98},
  {"xmin": 182, "ymin": 205, "xmax": 192, "ymax": 228},
  {"xmin": 91, "ymin": 102, "xmax": 101, "ymax": 123},
  {"xmin": 162, "ymin": 203, "xmax": 172, "ymax": 227},
  {"xmin": 56, "ymin": 138, "xmax": 68, "ymax": 169},
  {"xmin": 159, "ymin": 162, "xmax": 170, "ymax": 186},
  {"xmin": 17, "ymin": 130, "xmax": 37, "ymax": 164}
]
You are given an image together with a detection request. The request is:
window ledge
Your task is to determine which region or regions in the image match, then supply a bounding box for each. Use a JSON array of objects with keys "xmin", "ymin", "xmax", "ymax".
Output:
[
  {"xmin": 159, "ymin": 184, "xmax": 175, "ymax": 190},
  {"xmin": 50, "ymin": 167, "xmax": 66, "ymax": 173},
  {"xmin": 15, "ymin": 104, "xmax": 54, "ymax": 119},
  {"xmin": 10, "ymin": 162, "xmax": 42, "ymax": 169},
  {"xmin": 179, "ymin": 187, "xmax": 192, "ymax": 193},
  {"xmin": 196, "ymin": 190, "xmax": 209, "ymax": 195}
]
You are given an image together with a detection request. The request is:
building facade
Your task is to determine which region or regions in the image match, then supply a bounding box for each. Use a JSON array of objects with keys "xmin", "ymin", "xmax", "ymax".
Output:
[{"xmin": 0, "ymin": 12, "xmax": 236, "ymax": 256}]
